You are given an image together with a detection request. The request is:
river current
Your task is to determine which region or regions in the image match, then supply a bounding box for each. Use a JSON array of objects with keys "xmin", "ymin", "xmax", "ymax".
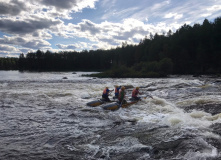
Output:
[{"xmin": 0, "ymin": 71, "xmax": 221, "ymax": 160}]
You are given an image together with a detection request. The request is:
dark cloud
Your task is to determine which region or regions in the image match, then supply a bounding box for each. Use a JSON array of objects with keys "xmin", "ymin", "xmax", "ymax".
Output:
[
  {"xmin": 0, "ymin": 36, "xmax": 50, "ymax": 49},
  {"xmin": 0, "ymin": 52, "xmax": 8, "ymax": 57},
  {"xmin": 0, "ymin": 45, "xmax": 16, "ymax": 51},
  {"xmin": 0, "ymin": 37, "xmax": 26, "ymax": 44},
  {"xmin": 22, "ymin": 40, "xmax": 50, "ymax": 49},
  {"xmin": 79, "ymin": 20, "xmax": 100, "ymax": 35},
  {"xmin": 0, "ymin": 0, "xmax": 26, "ymax": 16},
  {"xmin": 19, "ymin": 48, "xmax": 32, "ymax": 53},
  {"xmin": 98, "ymin": 37, "xmax": 119, "ymax": 45},
  {"xmin": 40, "ymin": 0, "xmax": 78, "ymax": 10},
  {"xmin": 113, "ymin": 27, "xmax": 149, "ymax": 40},
  {"xmin": 0, "ymin": 18, "xmax": 61, "ymax": 35}
]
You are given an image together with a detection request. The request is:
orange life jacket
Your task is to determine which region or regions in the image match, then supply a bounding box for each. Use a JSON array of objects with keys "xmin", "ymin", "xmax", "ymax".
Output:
[
  {"xmin": 115, "ymin": 87, "xmax": 119, "ymax": 93},
  {"xmin": 103, "ymin": 88, "xmax": 109, "ymax": 96}
]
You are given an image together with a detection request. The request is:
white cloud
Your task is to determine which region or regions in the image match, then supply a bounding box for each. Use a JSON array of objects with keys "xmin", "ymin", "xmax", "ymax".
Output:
[
  {"xmin": 151, "ymin": 0, "xmax": 170, "ymax": 11},
  {"xmin": 56, "ymin": 42, "xmax": 95, "ymax": 51},
  {"xmin": 0, "ymin": 44, "xmax": 22, "ymax": 57},
  {"xmin": 164, "ymin": 13, "xmax": 183, "ymax": 19},
  {"xmin": 58, "ymin": 17, "xmax": 180, "ymax": 51},
  {"xmin": 207, "ymin": 5, "xmax": 221, "ymax": 11},
  {"xmin": 56, "ymin": 44, "xmax": 77, "ymax": 50},
  {"xmin": 0, "ymin": 0, "xmax": 99, "ymax": 56},
  {"xmin": 0, "ymin": 0, "xmax": 221, "ymax": 56},
  {"xmin": 201, "ymin": 13, "xmax": 212, "ymax": 17}
]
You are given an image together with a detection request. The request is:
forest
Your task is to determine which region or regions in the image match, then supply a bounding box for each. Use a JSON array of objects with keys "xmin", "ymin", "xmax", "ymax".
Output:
[
  {"xmin": 1, "ymin": 17, "xmax": 221, "ymax": 77},
  {"xmin": 0, "ymin": 57, "xmax": 18, "ymax": 70}
]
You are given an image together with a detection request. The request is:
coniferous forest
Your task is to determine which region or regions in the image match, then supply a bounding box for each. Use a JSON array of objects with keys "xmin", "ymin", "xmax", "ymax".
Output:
[{"xmin": 1, "ymin": 17, "xmax": 221, "ymax": 77}]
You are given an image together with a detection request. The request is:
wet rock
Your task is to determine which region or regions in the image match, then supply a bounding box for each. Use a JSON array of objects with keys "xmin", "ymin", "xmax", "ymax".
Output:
[
  {"xmin": 113, "ymin": 119, "xmax": 138, "ymax": 126},
  {"xmin": 139, "ymin": 146, "xmax": 151, "ymax": 152},
  {"xmin": 145, "ymin": 82, "xmax": 156, "ymax": 87},
  {"xmin": 113, "ymin": 121, "xmax": 121, "ymax": 125},
  {"xmin": 205, "ymin": 137, "xmax": 221, "ymax": 153},
  {"xmin": 150, "ymin": 137, "xmax": 216, "ymax": 159},
  {"xmin": 109, "ymin": 152, "xmax": 150, "ymax": 160},
  {"xmin": 62, "ymin": 77, "xmax": 68, "ymax": 79},
  {"xmin": 131, "ymin": 126, "xmax": 208, "ymax": 159},
  {"xmin": 182, "ymin": 104, "xmax": 221, "ymax": 115},
  {"xmin": 153, "ymin": 139, "xmax": 183, "ymax": 150},
  {"xmin": 146, "ymin": 88, "xmax": 157, "ymax": 91},
  {"xmin": 100, "ymin": 155, "xmax": 106, "ymax": 159},
  {"xmin": 213, "ymin": 79, "xmax": 221, "ymax": 83},
  {"xmin": 68, "ymin": 113, "xmax": 76, "ymax": 117}
]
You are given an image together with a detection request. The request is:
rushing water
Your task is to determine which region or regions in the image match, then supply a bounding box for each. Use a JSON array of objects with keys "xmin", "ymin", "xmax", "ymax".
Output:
[{"xmin": 0, "ymin": 71, "xmax": 221, "ymax": 160}]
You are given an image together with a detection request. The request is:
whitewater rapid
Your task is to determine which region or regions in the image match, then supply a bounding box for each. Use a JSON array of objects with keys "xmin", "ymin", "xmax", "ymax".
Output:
[{"xmin": 0, "ymin": 71, "xmax": 221, "ymax": 160}]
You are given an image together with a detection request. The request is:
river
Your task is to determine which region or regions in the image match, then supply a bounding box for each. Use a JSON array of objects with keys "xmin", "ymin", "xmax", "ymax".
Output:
[{"xmin": 0, "ymin": 71, "xmax": 221, "ymax": 160}]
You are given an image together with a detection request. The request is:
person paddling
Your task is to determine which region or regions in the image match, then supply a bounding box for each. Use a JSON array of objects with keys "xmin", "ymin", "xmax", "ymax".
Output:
[
  {"xmin": 102, "ymin": 87, "xmax": 113, "ymax": 102},
  {"xmin": 114, "ymin": 85, "xmax": 121, "ymax": 99},
  {"xmin": 118, "ymin": 86, "xmax": 127, "ymax": 105},
  {"xmin": 132, "ymin": 87, "xmax": 142, "ymax": 101}
]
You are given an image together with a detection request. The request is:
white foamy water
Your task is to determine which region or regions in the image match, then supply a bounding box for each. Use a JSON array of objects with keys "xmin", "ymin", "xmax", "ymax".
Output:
[{"xmin": 0, "ymin": 71, "xmax": 221, "ymax": 159}]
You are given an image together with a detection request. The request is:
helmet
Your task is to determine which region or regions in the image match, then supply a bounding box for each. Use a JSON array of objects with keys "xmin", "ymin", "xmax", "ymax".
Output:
[
  {"xmin": 115, "ymin": 85, "xmax": 118, "ymax": 88},
  {"xmin": 136, "ymin": 87, "xmax": 139, "ymax": 90},
  {"xmin": 106, "ymin": 87, "xmax": 109, "ymax": 89},
  {"xmin": 121, "ymin": 86, "xmax": 125, "ymax": 90}
]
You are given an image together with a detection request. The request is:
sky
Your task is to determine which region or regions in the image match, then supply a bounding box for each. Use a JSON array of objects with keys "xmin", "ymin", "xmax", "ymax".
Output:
[{"xmin": 0, "ymin": 0, "xmax": 221, "ymax": 57}]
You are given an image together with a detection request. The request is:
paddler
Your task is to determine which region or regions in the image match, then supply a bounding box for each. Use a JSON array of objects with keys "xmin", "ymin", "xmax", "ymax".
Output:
[
  {"xmin": 118, "ymin": 86, "xmax": 127, "ymax": 104},
  {"xmin": 114, "ymin": 85, "xmax": 121, "ymax": 99},
  {"xmin": 102, "ymin": 87, "xmax": 113, "ymax": 102},
  {"xmin": 131, "ymin": 87, "xmax": 142, "ymax": 100}
]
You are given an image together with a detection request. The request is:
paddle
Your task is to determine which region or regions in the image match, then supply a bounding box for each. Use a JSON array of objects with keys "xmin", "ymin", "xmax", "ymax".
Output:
[
  {"xmin": 108, "ymin": 89, "xmax": 114, "ymax": 95},
  {"xmin": 120, "ymin": 98, "xmax": 124, "ymax": 107},
  {"xmin": 141, "ymin": 92, "xmax": 153, "ymax": 99},
  {"xmin": 138, "ymin": 94, "xmax": 153, "ymax": 100},
  {"xmin": 146, "ymin": 94, "xmax": 154, "ymax": 99}
]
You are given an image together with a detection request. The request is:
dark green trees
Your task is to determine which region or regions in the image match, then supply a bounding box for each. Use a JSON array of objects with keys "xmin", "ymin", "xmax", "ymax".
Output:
[
  {"xmin": 0, "ymin": 57, "xmax": 18, "ymax": 70},
  {"xmin": 14, "ymin": 16, "xmax": 221, "ymax": 77}
]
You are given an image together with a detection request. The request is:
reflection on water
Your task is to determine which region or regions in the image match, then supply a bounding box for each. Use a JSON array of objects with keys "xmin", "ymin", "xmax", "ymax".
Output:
[{"xmin": 0, "ymin": 71, "xmax": 221, "ymax": 159}]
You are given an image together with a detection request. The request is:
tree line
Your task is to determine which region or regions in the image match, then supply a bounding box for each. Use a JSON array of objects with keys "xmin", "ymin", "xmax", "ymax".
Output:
[
  {"xmin": 0, "ymin": 57, "xmax": 18, "ymax": 70},
  {"xmin": 1, "ymin": 17, "xmax": 221, "ymax": 77}
]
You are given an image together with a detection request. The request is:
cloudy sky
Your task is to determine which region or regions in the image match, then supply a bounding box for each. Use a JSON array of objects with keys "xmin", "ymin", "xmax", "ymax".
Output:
[{"xmin": 0, "ymin": 0, "xmax": 220, "ymax": 57}]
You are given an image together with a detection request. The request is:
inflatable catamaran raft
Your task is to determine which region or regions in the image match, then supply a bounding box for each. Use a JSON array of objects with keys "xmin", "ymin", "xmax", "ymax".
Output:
[
  {"xmin": 87, "ymin": 97, "xmax": 144, "ymax": 110},
  {"xmin": 102, "ymin": 100, "xmax": 138, "ymax": 110},
  {"xmin": 86, "ymin": 99, "xmax": 106, "ymax": 107},
  {"xmin": 86, "ymin": 86, "xmax": 153, "ymax": 110},
  {"xmin": 86, "ymin": 97, "xmax": 118, "ymax": 107}
]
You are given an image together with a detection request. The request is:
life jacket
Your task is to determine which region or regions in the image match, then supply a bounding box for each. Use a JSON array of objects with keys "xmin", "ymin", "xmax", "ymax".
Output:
[
  {"xmin": 115, "ymin": 87, "xmax": 120, "ymax": 95},
  {"xmin": 103, "ymin": 88, "xmax": 109, "ymax": 96},
  {"xmin": 132, "ymin": 89, "xmax": 139, "ymax": 97}
]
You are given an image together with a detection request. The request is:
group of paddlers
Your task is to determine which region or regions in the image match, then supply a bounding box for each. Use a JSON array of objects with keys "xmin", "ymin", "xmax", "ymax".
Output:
[{"xmin": 102, "ymin": 86, "xmax": 142, "ymax": 104}]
